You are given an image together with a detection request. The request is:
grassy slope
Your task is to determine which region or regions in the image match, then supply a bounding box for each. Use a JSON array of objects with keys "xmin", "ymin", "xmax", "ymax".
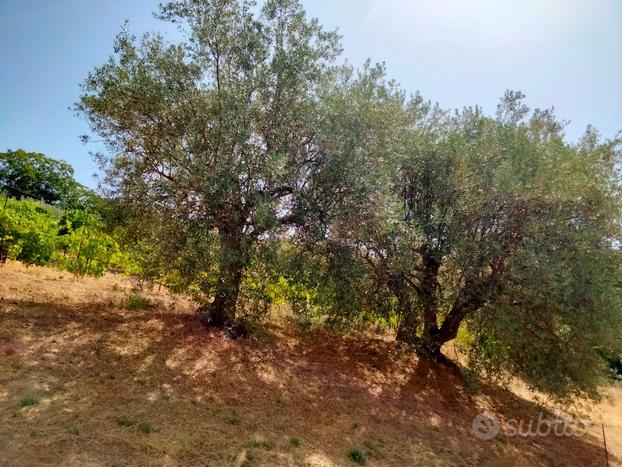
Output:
[{"xmin": 0, "ymin": 262, "xmax": 619, "ymax": 466}]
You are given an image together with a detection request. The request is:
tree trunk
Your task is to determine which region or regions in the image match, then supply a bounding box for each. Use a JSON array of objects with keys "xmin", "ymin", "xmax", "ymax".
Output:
[
  {"xmin": 396, "ymin": 258, "xmax": 504, "ymax": 364},
  {"xmin": 394, "ymin": 275, "xmax": 418, "ymax": 344},
  {"xmin": 416, "ymin": 278, "xmax": 491, "ymax": 363},
  {"xmin": 199, "ymin": 225, "xmax": 247, "ymax": 330},
  {"xmin": 0, "ymin": 240, "xmax": 8, "ymax": 264},
  {"xmin": 396, "ymin": 251, "xmax": 445, "ymax": 360},
  {"xmin": 205, "ymin": 263, "xmax": 243, "ymax": 327}
]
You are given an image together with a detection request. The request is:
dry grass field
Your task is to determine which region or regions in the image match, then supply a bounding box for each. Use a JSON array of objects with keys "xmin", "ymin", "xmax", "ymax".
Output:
[{"xmin": 1, "ymin": 261, "xmax": 621, "ymax": 466}]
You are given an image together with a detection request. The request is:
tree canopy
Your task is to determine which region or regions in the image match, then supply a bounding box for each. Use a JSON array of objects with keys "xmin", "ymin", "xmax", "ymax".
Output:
[
  {"xmin": 0, "ymin": 149, "xmax": 99, "ymax": 210},
  {"xmin": 78, "ymin": 0, "xmax": 342, "ymax": 328},
  {"xmin": 310, "ymin": 87, "xmax": 622, "ymax": 399}
]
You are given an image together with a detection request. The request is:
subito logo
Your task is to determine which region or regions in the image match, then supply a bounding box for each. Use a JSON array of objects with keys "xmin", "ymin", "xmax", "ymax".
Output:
[{"xmin": 472, "ymin": 412, "xmax": 500, "ymax": 440}]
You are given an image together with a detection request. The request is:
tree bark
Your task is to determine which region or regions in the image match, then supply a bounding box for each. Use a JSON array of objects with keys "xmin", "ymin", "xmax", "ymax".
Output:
[
  {"xmin": 205, "ymin": 264, "xmax": 242, "ymax": 327},
  {"xmin": 393, "ymin": 252, "xmax": 506, "ymax": 364},
  {"xmin": 0, "ymin": 240, "xmax": 8, "ymax": 264},
  {"xmin": 199, "ymin": 225, "xmax": 246, "ymax": 329},
  {"xmin": 396, "ymin": 251, "xmax": 445, "ymax": 360}
]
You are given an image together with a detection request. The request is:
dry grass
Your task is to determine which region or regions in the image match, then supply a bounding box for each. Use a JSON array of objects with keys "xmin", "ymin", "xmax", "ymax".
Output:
[{"xmin": 0, "ymin": 261, "xmax": 620, "ymax": 466}]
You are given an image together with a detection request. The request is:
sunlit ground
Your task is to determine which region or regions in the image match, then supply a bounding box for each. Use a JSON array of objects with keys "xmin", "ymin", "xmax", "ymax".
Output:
[{"xmin": 0, "ymin": 261, "xmax": 620, "ymax": 466}]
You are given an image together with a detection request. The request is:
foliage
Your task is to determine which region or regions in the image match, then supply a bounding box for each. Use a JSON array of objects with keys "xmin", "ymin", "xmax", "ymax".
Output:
[
  {"xmin": 56, "ymin": 210, "xmax": 121, "ymax": 278},
  {"xmin": 310, "ymin": 85, "xmax": 622, "ymax": 400},
  {"xmin": 19, "ymin": 395, "xmax": 39, "ymax": 407},
  {"xmin": 0, "ymin": 149, "xmax": 100, "ymax": 210},
  {"xmin": 227, "ymin": 415, "xmax": 241, "ymax": 425},
  {"xmin": 126, "ymin": 293, "xmax": 150, "ymax": 310},
  {"xmin": 0, "ymin": 196, "xmax": 127, "ymax": 279},
  {"xmin": 0, "ymin": 197, "xmax": 58, "ymax": 266},
  {"xmin": 348, "ymin": 447, "xmax": 367, "ymax": 465},
  {"xmin": 77, "ymin": 0, "xmax": 342, "ymax": 327},
  {"xmin": 73, "ymin": 0, "xmax": 622, "ymax": 401},
  {"xmin": 288, "ymin": 436, "xmax": 301, "ymax": 447},
  {"xmin": 138, "ymin": 421, "xmax": 154, "ymax": 434}
]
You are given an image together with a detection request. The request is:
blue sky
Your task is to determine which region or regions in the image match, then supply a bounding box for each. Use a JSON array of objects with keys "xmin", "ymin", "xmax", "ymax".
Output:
[{"xmin": 1, "ymin": 0, "xmax": 620, "ymax": 188}]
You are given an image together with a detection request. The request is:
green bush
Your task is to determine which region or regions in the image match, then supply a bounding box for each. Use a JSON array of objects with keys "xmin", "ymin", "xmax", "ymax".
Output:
[
  {"xmin": 19, "ymin": 395, "xmax": 39, "ymax": 407},
  {"xmin": 56, "ymin": 210, "xmax": 120, "ymax": 278},
  {"xmin": 0, "ymin": 198, "xmax": 58, "ymax": 265},
  {"xmin": 138, "ymin": 421, "xmax": 154, "ymax": 433},
  {"xmin": 0, "ymin": 196, "xmax": 132, "ymax": 279},
  {"xmin": 126, "ymin": 294, "xmax": 150, "ymax": 310},
  {"xmin": 288, "ymin": 436, "xmax": 301, "ymax": 447},
  {"xmin": 348, "ymin": 447, "xmax": 367, "ymax": 465}
]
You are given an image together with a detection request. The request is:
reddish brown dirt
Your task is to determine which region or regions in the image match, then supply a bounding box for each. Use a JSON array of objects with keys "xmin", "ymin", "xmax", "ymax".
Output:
[{"xmin": 0, "ymin": 262, "xmax": 619, "ymax": 466}]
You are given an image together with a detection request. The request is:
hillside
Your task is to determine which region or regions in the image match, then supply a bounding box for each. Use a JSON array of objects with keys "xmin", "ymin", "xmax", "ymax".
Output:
[{"xmin": 0, "ymin": 262, "xmax": 619, "ymax": 466}]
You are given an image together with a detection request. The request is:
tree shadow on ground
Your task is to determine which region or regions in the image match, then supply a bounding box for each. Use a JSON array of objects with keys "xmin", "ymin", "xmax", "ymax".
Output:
[{"xmin": 0, "ymin": 297, "xmax": 615, "ymax": 466}]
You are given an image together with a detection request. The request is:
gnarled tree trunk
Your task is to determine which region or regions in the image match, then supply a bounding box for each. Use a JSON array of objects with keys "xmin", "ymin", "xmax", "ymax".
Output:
[
  {"xmin": 398, "ymin": 265, "xmax": 505, "ymax": 364},
  {"xmin": 199, "ymin": 224, "xmax": 248, "ymax": 330},
  {"xmin": 206, "ymin": 261, "xmax": 243, "ymax": 327},
  {"xmin": 395, "ymin": 251, "xmax": 446, "ymax": 360}
]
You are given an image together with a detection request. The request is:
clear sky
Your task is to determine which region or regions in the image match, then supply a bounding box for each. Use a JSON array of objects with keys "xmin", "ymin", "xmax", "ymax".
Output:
[{"xmin": 1, "ymin": 0, "xmax": 620, "ymax": 188}]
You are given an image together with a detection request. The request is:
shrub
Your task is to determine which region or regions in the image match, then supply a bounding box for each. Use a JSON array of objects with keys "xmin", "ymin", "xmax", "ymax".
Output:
[
  {"xmin": 0, "ymin": 198, "xmax": 58, "ymax": 265},
  {"xmin": 138, "ymin": 421, "xmax": 154, "ymax": 433},
  {"xmin": 288, "ymin": 436, "xmax": 301, "ymax": 447},
  {"xmin": 349, "ymin": 447, "xmax": 367, "ymax": 465},
  {"xmin": 117, "ymin": 415, "xmax": 134, "ymax": 427},
  {"xmin": 227, "ymin": 415, "xmax": 241, "ymax": 425},
  {"xmin": 19, "ymin": 395, "xmax": 39, "ymax": 407},
  {"xmin": 56, "ymin": 210, "xmax": 120, "ymax": 278},
  {"xmin": 126, "ymin": 294, "xmax": 150, "ymax": 310},
  {"xmin": 0, "ymin": 197, "xmax": 131, "ymax": 279}
]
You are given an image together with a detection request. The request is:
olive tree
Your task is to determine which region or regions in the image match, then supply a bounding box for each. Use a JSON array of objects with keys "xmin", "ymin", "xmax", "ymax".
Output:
[
  {"xmin": 317, "ymin": 87, "xmax": 622, "ymax": 399},
  {"xmin": 77, "ymin": 0, "xmax": 340, "ymax": 328}
]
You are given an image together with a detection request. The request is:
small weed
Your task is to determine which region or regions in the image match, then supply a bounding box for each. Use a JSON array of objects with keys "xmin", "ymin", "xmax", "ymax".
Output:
[
  {"xmin": 117, "ymin": 416, "xmax": 135, "ymax": 427},
  {"xmin": 138, "ymin": 421, "xmax": 154, "ymax": 433},
  {"xmin": 247, "ymin": 438, "xmax": 273, "ymax": 450},
  {"xmin": 288, "ymin": 436, "xmax": 301, "ymax": 447},
  {"xmin": 295, "ymin": 316, "xmax": 314, "ymax": 331},
  {"xmin": 227, "ymin": 415, "xmax": 241, "ymax": 425},
  {"xmin": 20, "ymin": 395, "xmax": 38, "ymax": 407},
  {"xmin": 99, "ymin": 372, "xmax": 115, "ymax": 382},
  {"xmin": 351, "ymin": 421, "xmax": 360, "ymax": 430},
  {"xmin": 461, "ymin": 369, "xmax": 482, "ymax": 395},
  {"xmin": 349, "ymin": 447, "xmax": 367, "ymax": 465},
  {"xmin": 126, "ymin": 294, "xmax": 150, "ymax": 310},
  {"xmin": 68, "ymin": 426, "xmax": 80, "ymax": 436},
  {"xmin": 363, "ymin": 439, "xmax": 385, "ymax": 459},
  {"xmin": 136, "ymin": 377, "xmax": 148, "ymax": 386}
]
